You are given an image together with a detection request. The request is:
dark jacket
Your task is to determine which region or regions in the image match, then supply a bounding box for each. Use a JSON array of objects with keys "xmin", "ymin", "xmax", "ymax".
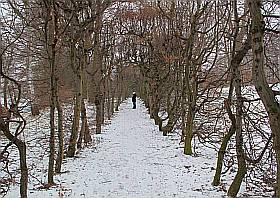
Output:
[{"xmin": 132, "ymin": 94, "xmax": 136, "ymax": 102}]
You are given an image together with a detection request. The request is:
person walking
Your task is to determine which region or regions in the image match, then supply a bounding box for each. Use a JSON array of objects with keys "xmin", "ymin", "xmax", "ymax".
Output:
[{"xmin": 132, "ymin": 92, "xmax": 136, "ymax": 109}]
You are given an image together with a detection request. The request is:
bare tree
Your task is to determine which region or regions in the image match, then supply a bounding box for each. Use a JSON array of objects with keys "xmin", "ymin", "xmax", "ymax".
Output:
[{"xmin": 0, "ymin": 5, "xmax": 28, "ymax": 196}]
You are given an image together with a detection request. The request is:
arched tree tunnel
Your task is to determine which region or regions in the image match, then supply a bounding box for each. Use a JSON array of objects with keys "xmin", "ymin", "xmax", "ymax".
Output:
[{"xmin": 0, "ymin": 0, "xmax": 279, "ymax": 197}]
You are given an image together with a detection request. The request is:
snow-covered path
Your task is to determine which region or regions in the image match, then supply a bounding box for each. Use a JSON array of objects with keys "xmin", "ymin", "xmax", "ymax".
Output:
[
  {"xmin": 7, "ymin": 99, "xmax": 225, "ymax": 198},
  {"xmin": 54, "ymin": 99, "xmax": 223, "ymax": 198}
]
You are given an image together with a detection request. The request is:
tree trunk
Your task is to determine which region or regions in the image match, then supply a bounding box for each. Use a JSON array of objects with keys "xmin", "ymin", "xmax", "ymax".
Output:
[
  {"xmin": 184, "ymin": 77, "xmax": 198, "ymax": 155},
  {"xmin": 213, "ymin": 81, "xmax": 236, "ymax": 186},
  {"xmin": 95, "ymin": 93, "xmax": 102, "ymax": 134},
  {"xmin": 152, "ymin": 99, "xmax": 162, "ymax": 130},
  {"xmin": 67, "ymin": 40, "xmax": 83, "ymax": 157},
  {"xmin": 55, "ymin": 86, "xmax": 64, "ymax": 173},
  {"xmin": 213, "ymin": 17, "xmax": 252, "ymax": 187},
  {"xmin": 77, "ymin": 99, "xmax": 86, "ymax": 149},
  {"xmin": 181, "ymin": 79, "xmax": 187, "ymax": 142},
  {"xmin": 0, "ymin": 53, "xmax": 28, "ymax": 196},
  {"xmin": 184, "ymin": 103, "xmax": 195, "ymax": 155},
  {"xmin": 228, "ymin": 61, "xmax": 247, "ymax": 197},
  {"xmin": 3, "ymin": 78, "xmax": 8, "ymax": 108},
  {"xmin": 46, "ymin": 0, "xmax": 59, "ymax": 185},
  {"xmin": 77, "ymin": 45, "xmax": 88, "ymax": 150},
  {"xmin": 228, "ymin": 2, "xmax": 248, "ymax": 194},
  {"xmin": 162, "ymin": 113, "xmax": 176, "ymax": 136},
  {"xmin": 182, "ymin": 11, "xmax": 195, "ymax": 147},
  {"xmin": 67, "ymin": 75, "xmax": 82, "ymax": 156},
  {"xmin": 0, "ymin": 119, "xmax": 28, "ymax": 198},
  {"xmin": 141, "ymin": 79, "xmax": 150, "ymax": 109},
  {"xmin": 212, "ymin": 119, "xmax": 235, "ymax": 186},
  {"xmin": 81, "ymin": 49, "xmax": 91, "ymax": 145},
  {"xmin": 248, "ymin": 0, "xmax": 280, "ymax": 196},
  {"xmin": 107, "ymin": 78, "xmax": 111, "ymax": 120},
  {"xmin": 18, "ymin": 141, "xmax": 28, "ymax": 198},
  {"xmin": 148, "ymin": 84, "xmax": 154, "ymax": 118},
  {"xmin": 82, "ymin": 99, "xmax": 92, "ymax": 144},
  {"xmin": 150, "ymin": 82, "xmax": 162, "ymax": 131},
  {"xmin": 115, "ymin": 73, "xmax": 122, "ymax": 111},
  {"xmin": 92, "ymin": 1, "xmax": 103, "ymax": 134},
  {"xmin": 110, "ymin": 83, "xmax": 116, "ymax": 116},
  {"xmin": 162, "ymin": 89, "xmax": 178, "ymax": 136},
  {"xmin": 48, "ymin": 54, "xmax": 56, "ymax": 185},
  {"xmin": 101, "ymin": 91, "xmax": 105, "ymax": 124}
]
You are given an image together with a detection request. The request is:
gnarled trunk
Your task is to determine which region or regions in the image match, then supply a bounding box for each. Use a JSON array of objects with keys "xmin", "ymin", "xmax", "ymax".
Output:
[
  {"xmin": 0, "ymin": 119, "xmax": 28, "ymax": 198},
  {"xmin": 248, "ymin": 0, "xmax": 280, "ymax": 196}
]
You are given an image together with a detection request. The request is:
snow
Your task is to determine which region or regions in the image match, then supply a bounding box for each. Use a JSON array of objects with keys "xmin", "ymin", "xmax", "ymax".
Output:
[{"xmin": 6, "ymin": 98, "xmax": 267, "ymax": 198}]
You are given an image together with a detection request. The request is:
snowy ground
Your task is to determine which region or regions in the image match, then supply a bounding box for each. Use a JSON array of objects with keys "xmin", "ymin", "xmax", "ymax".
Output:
[{"xmin": 6, "ymin": 99, "xmax": 234, "ymax": 198}]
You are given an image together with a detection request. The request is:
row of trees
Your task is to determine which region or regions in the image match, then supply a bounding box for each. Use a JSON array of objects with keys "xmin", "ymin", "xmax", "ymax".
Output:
[
  {"xmin": 0, "ymin": 0, "xmax": 133, "ymax": 197},
  {"xmin": 0, "ymin": 0, "xmax": 279, "ymax": 197},
  {"xmin": 119, "ymin": 0, "xmax": 279, "ymax": 197}
]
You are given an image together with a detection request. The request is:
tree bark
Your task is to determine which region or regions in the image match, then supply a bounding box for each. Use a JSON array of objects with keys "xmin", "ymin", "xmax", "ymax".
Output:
[
  {"xmin": 106, "ymin": 78, "xmax": 111, "ymax": 120},
  {"xmin": 0, "ymin": 119, "xmax": 28, "ymax": 198},
  {"xmin": 213, "ymin": 12, "xmax": 252, "ymax": 188},
  {"xmin": 227, "ymin": 2, "xmax": 249, "ymax": 195},
  {"xmin": 248, "ymin": 0, "xmax": 280, "ymax": 196},
  {"xmin": 182, "ymin": 1, "xmax": 204, "ymax": 155},
  {"xmin": 48, "ymin": 47, "xmax": 56, "ymax": 185},
  {"xmin": 44, "ymin": 0, "xmax": 60, "ymax": 185},
  {"xmin": 184, "ymin": 101, "xmax": 195, "ymax": 155},
  {"xmin": 212, "ymin": 99, "xmax": 236, "ymax": 186},
  {"xmin": 227, "ymin": 65, "xmax": 247, "ymax": 197},
  {"xmin": 110, "ymin": 81, "xmax": 116, "ymax": 116},
  {"xmin": 55, "ymin": 85, "xmax": 64, "ymax": 173},
  {"xmin": 81, "ymin": 99, "xmax": 92, "ymax": 144},
  {"xmin": 115, "ymin": 74, "xmax": 122, "ymax": 111},
  {"xmin": 77, "ymin": 99, "xmax": 86, "ymax": 149},
  {"xmin": 95, "ymin": 93, "xmax": 102, "ymax": 134},
  {"xmin": 92, "ymin": 3, "xmax": 103, "ymax": 134},
  {"xmin": 67, "ymin": 68, "xmax": 82, "ymax": 156}
]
